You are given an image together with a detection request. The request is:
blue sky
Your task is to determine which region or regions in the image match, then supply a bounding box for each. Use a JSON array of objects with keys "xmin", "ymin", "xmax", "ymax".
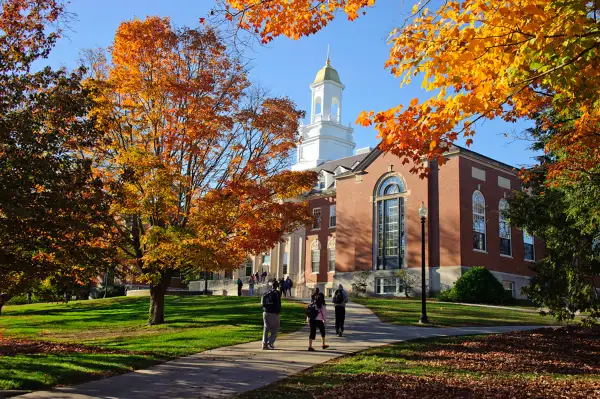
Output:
[{"xmin": 47, "ymin": 0, "xmax": 539, "ymax": 168}]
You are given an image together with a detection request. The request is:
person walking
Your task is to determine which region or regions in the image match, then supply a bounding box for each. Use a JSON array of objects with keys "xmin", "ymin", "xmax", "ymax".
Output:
[
  {"xmin": 249, "ymin": 275, "xmax": 255, "ymax": 297},
  {"xmin": 332, "ymin": 284, "xmax": 349, "ymax": 337},
  {"xmin": 279, "ymin": 277, "xmax": 286, "ymax": 297},
  {"xmin": 261, "ymin": 280, "xmax": 281, "ymax": 350},
  {"xmin": 307, "ymin": 292, "xmax": 328, "ymax": 351},
  {"xmin": 311, "ymin": 287, "xmax": 320, "ymax": 302},
  {"xmin": 285, "ymin": 276, "xmax": 292, "ymax": 297},
  {"xmin": 237, "ymin": 277, "xmax": 243, "ymax": 296},
  {"xmin": 262, "ymin": 270, "xmax": 267, "ymax": 283}
]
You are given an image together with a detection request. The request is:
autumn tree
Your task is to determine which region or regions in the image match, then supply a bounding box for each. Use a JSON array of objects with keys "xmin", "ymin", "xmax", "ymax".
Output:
[
  {"xmin": 220, "ymin": 0, "xmax": 600, "ymax": 180},
  {"xmin": 0, "ymin": 0, "xmax": 113, "ymax": 313},
  {"xmin": 87, "ymin": 17, "xmax": 315, "ymax": 325}
]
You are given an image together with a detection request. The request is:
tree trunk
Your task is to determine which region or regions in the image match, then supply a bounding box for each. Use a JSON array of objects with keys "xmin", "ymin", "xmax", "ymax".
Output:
[
  {"xmin": 204, "ymin": 269, "xmax": 208, "ymax": 294},
  {"xmin": 149, "ymin": 273, "xmax": 172, "ymax": 325}
]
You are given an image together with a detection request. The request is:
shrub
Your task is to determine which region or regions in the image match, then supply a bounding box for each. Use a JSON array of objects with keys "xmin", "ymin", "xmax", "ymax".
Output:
[
  {"xmin": 436, "ymin": 289, "xmax": 456, "ymax": 302},
  {"xmin": 89, "ymin": 285, "xmax": 126, "ymax": 299},
  {"xmin": 438, "ymin": 267, "xmax": 506, "ymax": 305}
]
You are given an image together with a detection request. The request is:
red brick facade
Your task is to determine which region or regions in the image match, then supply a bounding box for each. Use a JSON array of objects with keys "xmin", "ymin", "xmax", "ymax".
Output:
[{"xmin": 302, "ymin": 146, "xmax": 543, "ymax": 297}]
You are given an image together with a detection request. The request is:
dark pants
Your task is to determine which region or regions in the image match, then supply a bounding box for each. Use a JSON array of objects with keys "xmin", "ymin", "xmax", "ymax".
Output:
[
  {"xmin": 335, "ymin": 306, "xmax": 346, "ymax": 333},
  {"xmin": 238, "ymin": 286, "xmax": 242, "ymax": 296},
  {"xmin": 309, "ymin": 319, "xmax": 325, "ymax": 340}
]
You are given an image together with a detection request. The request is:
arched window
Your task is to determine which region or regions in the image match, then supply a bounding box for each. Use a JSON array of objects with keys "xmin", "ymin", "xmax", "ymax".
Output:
[
  {"xmin": 375, "ymin": 174, "xmax": 406, "ymax": 270},
  {"xmin": 499, "ymin": 199, "xmax": 511, "ymax": 256},
  {"xmin": 311, "ymin": 240, "xmax": 321, "ymax": 273},
  {"xmin": 378, "ymin": 175, "xmax": 405, "ymax": 196},
  {"xmin": 328, "ymin": 237, "xmax": 336, "ymax": 272},
  {"xmin": 314, "ymin": 97, "xmax": 322, "ymax": 115},
  {"xmin": 472, "ymin": 191, "xmax": 486, "ymax": 251}
]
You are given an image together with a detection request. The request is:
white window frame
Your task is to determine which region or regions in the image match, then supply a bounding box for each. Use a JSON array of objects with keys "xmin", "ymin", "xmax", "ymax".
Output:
[
  {"xmin": 499, "ymin": 199, "xmax": 512, "ymax": 257},
  {"xmin": 523, "ymin": 230, "xmax": 535, "ymax": 261},
  {"xmin": 310, "ymin": 240, "xmax": 321, "ymax": 274},
  {"xmin": 312, "ymin": 208, "xmax": 322, "ymax": 230},
  {"xmin": 375, "ymin": 277, "xmax": 400, "ymax": 295},
  {"xmin": 329, "ymin": 204, "xmax": 336, "ymax": 228},
  {"xmin": 472, "ymin": 190, "xmax": 487, "ymax": 252},
  {"xmin": 327, "ymin": 237, "xmax": 336, "ymax": 273}
]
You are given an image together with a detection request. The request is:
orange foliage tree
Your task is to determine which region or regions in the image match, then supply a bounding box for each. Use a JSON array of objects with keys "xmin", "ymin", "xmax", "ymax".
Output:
[
  {"xmin": 86, "ymin": 17, "xmax": 315, "ymax": 324},
  {"xmin": 220, "ymin": 0, "xmax": 600, "ymax": 181}
]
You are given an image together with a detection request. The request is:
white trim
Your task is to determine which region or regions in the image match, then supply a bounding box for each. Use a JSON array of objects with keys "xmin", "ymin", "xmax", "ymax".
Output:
[
  {"xmin": 500, "ymin": 254, "xmax": 513, "ymax": 259},
  {"xmin": 473, "ymin": 249, "xmax": 488, "ymax": 254}
]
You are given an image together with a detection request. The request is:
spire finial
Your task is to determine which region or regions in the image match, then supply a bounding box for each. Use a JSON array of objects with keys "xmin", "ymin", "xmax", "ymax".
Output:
[{"xmin": 326, "ymin": 45, "xmax": 331, "ymax": 66}]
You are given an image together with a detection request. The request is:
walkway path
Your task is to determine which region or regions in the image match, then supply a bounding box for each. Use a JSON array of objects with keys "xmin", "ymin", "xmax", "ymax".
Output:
[{"xmin": 19, "ymin": 302, "xmax": 547, "ymax": 399}]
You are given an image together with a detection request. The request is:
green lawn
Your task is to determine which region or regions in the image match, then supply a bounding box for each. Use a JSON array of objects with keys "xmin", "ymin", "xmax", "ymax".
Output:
[
  {"xmin": 0, "ymin": 295, "xmax": 306, "ymax": 390},
  {"xmin": 240, "ymin": 327, "xmax": 600, "ymax": 398},
  {"xmin": 354, "ymin": 297, "xmax": 559, "ymax": 327}
]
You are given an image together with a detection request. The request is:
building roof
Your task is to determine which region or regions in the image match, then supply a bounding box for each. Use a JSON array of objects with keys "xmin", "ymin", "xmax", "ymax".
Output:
[
  {"xmin": 313, "ymin": 57, "xmax": 342, "ymax": 85},
  {"xmin": 315, "ymin": 152, "xmax": 370, "ymax": 173}
]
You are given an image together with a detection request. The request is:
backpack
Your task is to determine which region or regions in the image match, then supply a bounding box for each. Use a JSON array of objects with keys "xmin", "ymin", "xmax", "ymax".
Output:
[
  {"xmin": 306, "ymin": 302, "xmax": 319, "ymax": 320},
  {"xmin": 332, "ymin": 289, "xmax": 344, "ymax": 305},
  {"xmin": 262, "ymin": 290, "xmax": 279, "ymax": 313}
]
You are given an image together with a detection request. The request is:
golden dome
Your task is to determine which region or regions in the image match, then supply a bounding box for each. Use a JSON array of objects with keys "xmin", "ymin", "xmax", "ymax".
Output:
[{"xmin": 313, "ymin": 57, "xmax": 342, "ymax": 85}]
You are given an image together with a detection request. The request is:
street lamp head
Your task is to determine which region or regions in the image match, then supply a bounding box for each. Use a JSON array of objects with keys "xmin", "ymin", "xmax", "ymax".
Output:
[{"xmin": 418, "ymin": 201, "xmax": 427, "ymax": 219}]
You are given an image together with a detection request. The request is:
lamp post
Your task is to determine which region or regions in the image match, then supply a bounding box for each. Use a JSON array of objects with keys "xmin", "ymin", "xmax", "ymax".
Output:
[{"xmin": 418, "ymin": 201, "xmax": 429, "ymax": 324}]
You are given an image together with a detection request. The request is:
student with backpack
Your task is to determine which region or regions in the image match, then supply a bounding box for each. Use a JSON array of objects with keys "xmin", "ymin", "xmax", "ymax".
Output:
[
  {"xmin": 237, "ymin": 277, "xmax": 243, "ymax": 296},
  {"xmin": 261, "ymin": 280, "xmax": 281, "ymax": 350},
  {"xmin": 332, "ymin": 284, "xmax": 349, "ymax": 337},
  {"xmin": 307, "ymin": 292, "xmax": 328, "ymax": 351},
  {"xmin": 285, "ymin": 276, "xmax": 293, "ymax": 297}
]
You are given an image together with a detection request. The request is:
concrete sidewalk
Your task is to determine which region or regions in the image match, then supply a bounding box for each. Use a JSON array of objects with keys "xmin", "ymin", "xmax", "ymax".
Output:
[{"xmin": 18, "ymin": 302, "xmax": 547, "ymax": 399}]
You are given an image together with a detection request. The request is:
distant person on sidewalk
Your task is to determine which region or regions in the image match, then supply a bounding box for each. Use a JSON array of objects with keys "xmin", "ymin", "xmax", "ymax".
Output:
[
  {"xmin": 237, "ymin": 277, "xmax": 243, "ymax": 296},
  {"xmin": 286, "ymin": 276, "xmax": 293, "ymax": 297},
  {"xmin": 307, "ymin": 292, "xmax": 328, "ymax": 351},
  {"xmin": 279, "ymin": 277, "xmax": 286, "ymax": 297},
  {"xmin": 255, "ymin": 272, "xmax": 260, "ymax": 283},
  {"xmin": 249, "ymin": 276, "xmax": 255, "ymax": 297},
  {"xmin": 332, "ymin": 284, "xmax": 349, "ymax": 337},
  {"xmin": 262, "ymin": 270, "xmax": 267, "ymax": 283},
  {"xmin": 261, "ymin": 280, "xmax": 281, "ymax": 350}
]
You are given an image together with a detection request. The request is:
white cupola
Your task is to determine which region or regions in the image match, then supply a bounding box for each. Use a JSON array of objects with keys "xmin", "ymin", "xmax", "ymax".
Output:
[{"xmin": 292, "ymin": 47, "xmax": 355, "ymax": 171}]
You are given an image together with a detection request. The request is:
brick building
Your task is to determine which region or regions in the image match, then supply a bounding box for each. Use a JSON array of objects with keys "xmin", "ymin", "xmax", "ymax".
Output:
[{"xmin": 207, "ymin": 55, "xmax": 539, "ymax": 299}]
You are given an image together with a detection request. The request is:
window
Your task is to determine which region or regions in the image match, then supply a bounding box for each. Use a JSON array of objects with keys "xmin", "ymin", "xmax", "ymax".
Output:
[
  {"xmin": 523, "ymin": 230, "xmax": 535, "ymax": 261},
  {"xmin": 310, "ymin": 240, "xmax": 321, "ymax": 273},
  {"xmin": 326, "ymin": 288, "xmax": 333, "ymax": 297},
  {"xmin": 329, "ymin": 205, "xmax": 336, "ymax": 227},
  {"xmin": 499, "ymin": 199, "xmax": 511, "ymax": 256},
  {"xmin": 328, "ymin": 237, "xmax": 336, "ymax": 272},
  {"xmin": 261, "ymin": 253, "xmax": 271, "ymax": 266},
  {"xmin": 312, "ymin": 208, "xmax": 322, "ymax": 229},
  {"xmin": 245, "ymin": 258, "xmax": 253, "ymax": 277},
  {"xmin": 378, "ymin": 175, "xmax": 405, "ymax": 196},
  {"xmin": 472, "ymin": 190, "xmax": 486, "ymax": 251},
  {"xmin": 283, "ymin": 252, "xmax": 288, "ymax": 275},
  {"xmin": 318, "ymin": 173, "xmax": 326, "ymax": 190},
  {"xmin": 375, "ymin": 175, "xmax": 405, "ymax": 270},
  {"xmin": 503, "ymin": 280, "xmax": 515, "ymax": 298},
  {"xmin": 375, "ymin": 278, "xmax": 400, "ymax": 295}
]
